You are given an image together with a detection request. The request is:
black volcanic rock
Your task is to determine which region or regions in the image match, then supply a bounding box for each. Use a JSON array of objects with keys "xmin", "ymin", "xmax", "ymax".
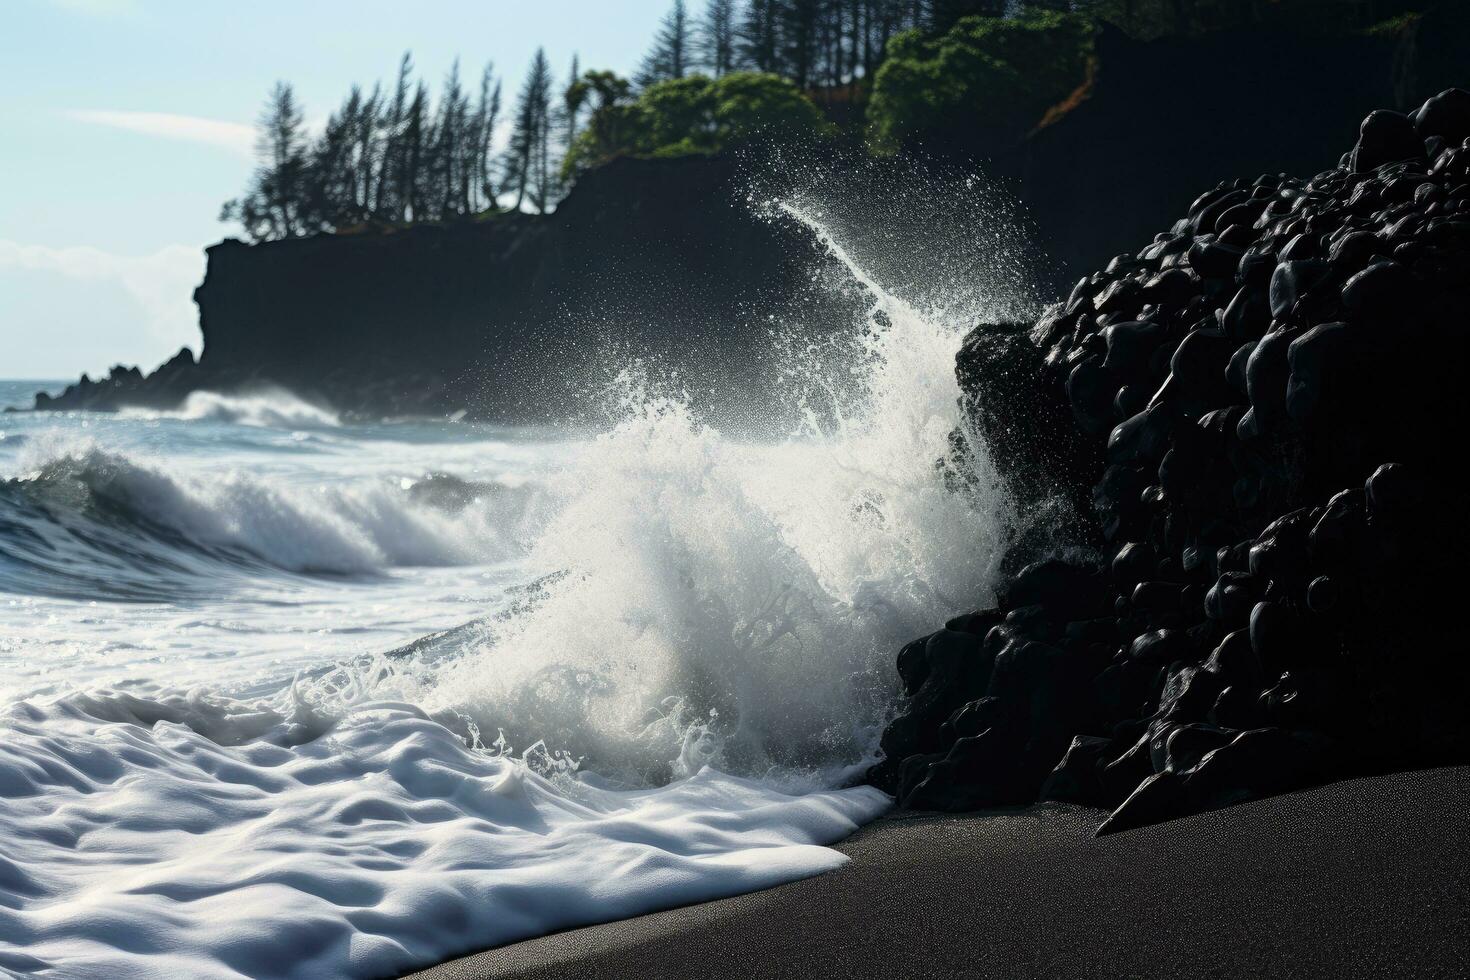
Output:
[
  {"xmin": 952, "ymin": 321, "xmax": 1103, "ymax": 568},
  {"xmin": 1413, "ymin": 86, "xmax": 1470, "ymax": 143},
  {"xmin": 870, "ymin": 91, "xmax": 1470, "ymax": 833},
  {"xmin": 33, "ymin": 347, "xmax": 201, "ymax": 414}
]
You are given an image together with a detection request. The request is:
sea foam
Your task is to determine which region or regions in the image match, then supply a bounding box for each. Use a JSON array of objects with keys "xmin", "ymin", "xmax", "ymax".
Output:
[{"xmin": 0, "ymin": 691, "xmax": 888, "ymax": 979}]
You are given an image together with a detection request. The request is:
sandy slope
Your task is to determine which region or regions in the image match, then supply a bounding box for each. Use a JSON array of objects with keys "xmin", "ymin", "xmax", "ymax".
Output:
[{"xmin": 404, "ymin": 766, "xmax": 1470, "ymax": 980}]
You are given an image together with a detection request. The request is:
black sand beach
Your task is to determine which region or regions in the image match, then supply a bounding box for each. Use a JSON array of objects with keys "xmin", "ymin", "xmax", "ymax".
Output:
[{"xmin": 405, "ymin": 766, "xmax": 1469, "ymax": 979}]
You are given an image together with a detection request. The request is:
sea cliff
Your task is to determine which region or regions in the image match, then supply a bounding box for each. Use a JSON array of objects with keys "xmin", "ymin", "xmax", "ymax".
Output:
[{"xmin": 36, "ymin": 155, "xmax": 859, "ymax": 421}]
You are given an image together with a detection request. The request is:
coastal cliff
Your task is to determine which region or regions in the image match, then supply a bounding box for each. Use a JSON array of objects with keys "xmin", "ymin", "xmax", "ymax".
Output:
[{"xmin": 38, "ymin": 155, "xmax": 860, "ymax": 421}]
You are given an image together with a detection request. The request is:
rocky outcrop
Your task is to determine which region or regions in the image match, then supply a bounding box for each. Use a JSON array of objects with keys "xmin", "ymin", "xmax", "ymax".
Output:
[
  {"xmin": 33, "ymin": 347, "xmax": 202, "ymax": 414},
  {"xmin": 35, "ymin": 156, "xmax": 860, "ymax": 420},
  {"xmin": 952, "ymin": 322, "xmax": 1103, "ymax": 571},
  {"xmin": 870, "ymin": 90, "xmax": 1470, "ymax": 833}
]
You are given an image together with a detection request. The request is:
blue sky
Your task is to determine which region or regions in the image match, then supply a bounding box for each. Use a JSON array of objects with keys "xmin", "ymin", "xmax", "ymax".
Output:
[{"xmin": 1, "ymin": 0, "xmax": 669, "ymax": 378}]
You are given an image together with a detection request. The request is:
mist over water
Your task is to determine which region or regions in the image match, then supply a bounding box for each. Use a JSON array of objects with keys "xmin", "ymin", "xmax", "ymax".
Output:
[{"xmin": 0, "ymin": 165, "xmax": 1041, "ymax": 977}]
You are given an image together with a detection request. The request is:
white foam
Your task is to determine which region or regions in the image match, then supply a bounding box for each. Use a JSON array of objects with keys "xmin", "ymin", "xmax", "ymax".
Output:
[
  {"xmin": 0, "ymin": 690, "xmax": 889, "ymax": 979},
  {"xmin": 121, "ymin": 389, "xmax": 341, "ymax": 429}
]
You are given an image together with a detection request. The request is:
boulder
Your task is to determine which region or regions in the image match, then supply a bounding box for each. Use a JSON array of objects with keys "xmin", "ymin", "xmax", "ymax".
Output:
[{"xmin": 1352, "ymin": 110, "xmax": 1428, "ymax": 173}]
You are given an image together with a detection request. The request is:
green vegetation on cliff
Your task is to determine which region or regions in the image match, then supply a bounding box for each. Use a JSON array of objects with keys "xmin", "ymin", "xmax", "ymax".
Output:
[
  {"xmin": 563, "ymin": 71, "xmax": 832, "ymax": 176},
  {"xmin": 867, "ymin": 10, "xmax": 1093, "ymax": 154},
  {"xmin": 219, "ymin": 0, "xmax": 1445, "ymax": 243}
]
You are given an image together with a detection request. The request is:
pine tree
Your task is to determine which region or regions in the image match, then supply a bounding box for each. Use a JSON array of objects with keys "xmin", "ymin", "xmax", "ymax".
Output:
[
  {"xmin": 337, "ymin": 86, "xmax": 365, "ymax": 220},
  {"xmin": 637, "ymin": 0, "xmax": 691, "ymax": 87},
  {"xmin": 697, "ymin": 0, "xmax": 738, "ymax": 76},
  {"xmin": 553, "ymin": 54, "xmax": 584, "ymax": 204},
  {"xmin": 818, "ymin": 0, "xmax": 843, "ymax": 87},
  {"xmin": 560, "ymin": 54, "xmax": 583, "ymax": 149},
  {"xmin": 738, "ymin": 0, "xmax": 783, "ymax": 73},
  {"xmin": 779, "ymin": 0, "xmax": 822, "ymax": 89},
  {"xmin": 852, "ymin": 0, "xmax": 874, "ymax": 80},
  {"xmin": 405, "ymin": 81, "xmax": 430, "ymax": 221},
  {"xmin": 528, "ymin": 50, "xmax": 556, "ymax": 213},
  {"xmin": 474, "ymin": 63, "xmax": 501, "ymax": 211},
  {"xmin": 430, "ymin": 60, "xmax": 467, "ymax": 219},
  {"xmin": 377, "ymin": 52, "xmax": 413, "ymax": 221},
  {"xmin": 504, "ymin": 48, "xmax": 553, "ymax": 212},
  {"xmin": 354, "ymin": 83, "xmax": 383, "ymax": 221},
  {"xmin": 223, "ymin": 81, "xmax": 308, "ymax": 240},
  {"xmin": 315, "ymin": 90, "xmax": 363, "ymax": 229}
]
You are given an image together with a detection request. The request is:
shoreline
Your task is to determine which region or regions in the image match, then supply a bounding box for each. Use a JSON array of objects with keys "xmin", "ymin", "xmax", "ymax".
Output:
[{"xmin": 403, "ymin": 766, "xmax": 1469, "ymax": 979}]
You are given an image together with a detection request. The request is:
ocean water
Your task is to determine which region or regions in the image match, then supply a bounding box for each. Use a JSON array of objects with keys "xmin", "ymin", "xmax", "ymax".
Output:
[{"xmin": 0, "ymin": 201, "xmax": 1033, "ymax": 978}]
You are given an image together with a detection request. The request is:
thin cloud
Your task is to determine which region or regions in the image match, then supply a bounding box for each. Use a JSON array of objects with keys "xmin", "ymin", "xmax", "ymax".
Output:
[
  {"xmin": 0, "ymin": 240, "xmax": 205, "ymax": 352},
  {"xmin": 41, "ymin": 0, "xmax": 138, "ymax": 15},
  {"xmin": 69, "ymin": 110, "xmax": 255, "ymax": 157}
]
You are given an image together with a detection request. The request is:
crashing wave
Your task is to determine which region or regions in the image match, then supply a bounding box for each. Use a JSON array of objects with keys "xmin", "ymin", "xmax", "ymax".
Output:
[
  {"xmin": 121, "ymin": 388, "xmax": 341, "ymax": 429},
  {"xmin": 0, "ymin": 438, "xmax": 540, "ymax": 599}
]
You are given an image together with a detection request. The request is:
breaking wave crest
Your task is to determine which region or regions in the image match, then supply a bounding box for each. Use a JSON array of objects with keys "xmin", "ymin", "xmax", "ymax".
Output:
[
  {"xmin": 121, "ymin": 388, "xmax": 341, "ymax": 428},
  {"xmin": 0, "ymin": 438, "xmax": 538, "ymax": 599}
]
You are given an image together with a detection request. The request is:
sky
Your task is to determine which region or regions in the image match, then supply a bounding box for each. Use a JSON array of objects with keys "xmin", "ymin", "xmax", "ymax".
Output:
[{"xmin": 0, "ymin": 0, "xmax": 669, "ymax": 379}]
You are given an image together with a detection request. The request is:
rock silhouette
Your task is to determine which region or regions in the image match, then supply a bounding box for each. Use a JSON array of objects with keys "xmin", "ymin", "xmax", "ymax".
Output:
[{"xmin": 870, "ymin": 91, "xmax": 1470, "ymax": 833}]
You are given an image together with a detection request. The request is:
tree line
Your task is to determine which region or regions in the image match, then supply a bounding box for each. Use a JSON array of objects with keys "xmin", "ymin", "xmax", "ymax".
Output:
[
  {"xmin": 635, "ymin": 0, "xmax": 968, "ymax": 91},
  {"xmin": 224, "ymin": 1, "xmax": 1016, "ymax": 241},
  {"xmin": 223, "ymin": 49, "xmax": 577, "ymax": 241},
  {"xmin": 632, "ymin": 0, "xmax": 1425, "ymax": 87},
  {"xmin": 1075, "ymin": 0, "xmax": 1421, "ymax": 38},
  {"xmin": 224, "ymin": 0, "xmax": 1405, "ymax": 241}
]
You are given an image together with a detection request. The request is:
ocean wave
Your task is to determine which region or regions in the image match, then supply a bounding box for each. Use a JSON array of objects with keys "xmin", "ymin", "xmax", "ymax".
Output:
[
  {"xmin": 120, "ymin": 388, "xmax": 341, "ymax": 429},
  {"xmin": 282, "ymin": 200, "xmax": 1018, "ymax": 793},
  {"xmin": 0, "ymin": 439, "xmax": 543, "ymax": 599},
  {"xmin": 0, "ymin": 179, "xmax": 1033, "ymax": 978}
]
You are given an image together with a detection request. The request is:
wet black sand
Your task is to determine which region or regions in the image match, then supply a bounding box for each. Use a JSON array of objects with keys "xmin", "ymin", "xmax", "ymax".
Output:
[{"xmin": 403, "ymin": 766, "xmax": 1469, "ymax": 979}]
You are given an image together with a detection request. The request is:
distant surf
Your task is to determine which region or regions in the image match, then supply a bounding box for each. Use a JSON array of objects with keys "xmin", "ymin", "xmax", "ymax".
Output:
[
  {"xmin": 119, "ymin": 388, "xmax": 341, "ymax": 428},
  {"xmin": 0, "ymin": 436, "xmax": 531, "ymax": 600}
]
